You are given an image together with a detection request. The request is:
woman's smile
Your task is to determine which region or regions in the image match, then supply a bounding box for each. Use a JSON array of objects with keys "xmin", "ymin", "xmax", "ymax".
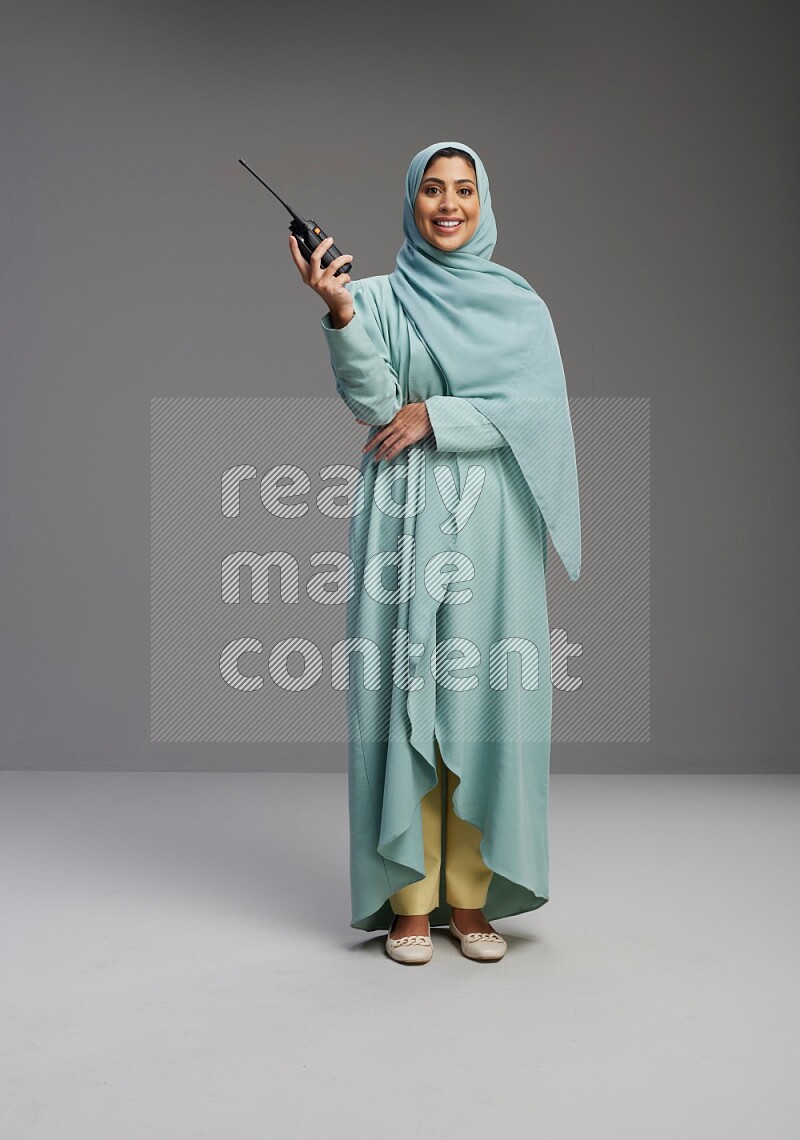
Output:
[{"xmin": 414, "ymin": 154, "xmax": 480, "ymax": 250}]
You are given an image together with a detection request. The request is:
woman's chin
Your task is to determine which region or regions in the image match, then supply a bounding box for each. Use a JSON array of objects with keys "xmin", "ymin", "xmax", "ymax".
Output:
[{"xmin": 428, "ymin": 234, "xmax": 467, "ymax": 252}]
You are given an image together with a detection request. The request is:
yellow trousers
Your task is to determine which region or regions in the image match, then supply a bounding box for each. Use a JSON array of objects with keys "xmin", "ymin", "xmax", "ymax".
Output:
[{"xmin": 389, "ymin": 740, "xmax": 494, "ymax": 915}]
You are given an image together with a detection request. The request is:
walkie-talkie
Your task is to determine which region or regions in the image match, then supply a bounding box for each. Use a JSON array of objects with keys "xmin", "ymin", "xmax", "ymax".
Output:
[{"xmin": 238, "ymin": 158, "xmax": 353, "ymax": 277}]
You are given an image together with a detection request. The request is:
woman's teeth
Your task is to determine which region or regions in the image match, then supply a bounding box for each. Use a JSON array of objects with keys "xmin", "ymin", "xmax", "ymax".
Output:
[{"xmin": 434, "ymin": 219, "xmax": 462, "ymax": 229}]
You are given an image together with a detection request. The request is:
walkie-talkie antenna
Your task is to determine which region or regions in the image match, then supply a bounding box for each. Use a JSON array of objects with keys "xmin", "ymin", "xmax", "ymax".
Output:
[
  {"xmin": 239, "ymin": 156, "xmax": 352, "ymax": 277},
  {"xmin": 238, "ymin": 158, "xmax": 304, "ymax": 224}
]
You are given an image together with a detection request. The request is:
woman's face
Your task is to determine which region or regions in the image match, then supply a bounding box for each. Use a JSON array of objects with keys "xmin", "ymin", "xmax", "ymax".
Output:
[{"xmin": 413, "ymin": 155, "xmax": 480, "ymax": 250}]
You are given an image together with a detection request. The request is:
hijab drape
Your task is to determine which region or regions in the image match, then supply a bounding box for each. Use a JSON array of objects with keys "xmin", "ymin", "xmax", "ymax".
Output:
[{"xmin": 379, "ymin": 139, "xmax": 582, "ymax": 581}]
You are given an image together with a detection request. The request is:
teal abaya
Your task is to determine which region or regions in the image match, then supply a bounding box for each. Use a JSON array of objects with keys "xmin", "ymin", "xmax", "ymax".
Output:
[{"xmin": 320, "ymin": 142, "xmax": 581, "ymax": 932}]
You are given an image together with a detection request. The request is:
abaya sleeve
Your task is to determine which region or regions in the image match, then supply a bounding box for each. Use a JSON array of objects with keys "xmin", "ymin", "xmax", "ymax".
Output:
[
  {"xmin": 320, "ymin": 306, "xmax": 402, "ymax": 426},
  {"xmin": 425, "ymin": 394, "xmax": 508, "ymax": 452}
]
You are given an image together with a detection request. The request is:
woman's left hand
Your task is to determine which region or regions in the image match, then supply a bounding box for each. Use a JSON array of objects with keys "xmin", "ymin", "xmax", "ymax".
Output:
[{"xmin": 355, "ymin": 403, "xmax": 433, "ymax": 462}]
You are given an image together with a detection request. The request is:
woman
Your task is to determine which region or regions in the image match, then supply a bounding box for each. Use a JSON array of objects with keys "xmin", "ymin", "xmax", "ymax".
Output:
[{"xmin": 289, "ymin": 141, "xmax": 581, "ymax": 964}]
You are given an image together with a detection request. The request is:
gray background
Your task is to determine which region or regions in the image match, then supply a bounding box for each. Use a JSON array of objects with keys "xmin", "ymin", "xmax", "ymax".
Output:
[{"xmin": 3, "ymin": 0, "xmax": 797, "ymax": 771}]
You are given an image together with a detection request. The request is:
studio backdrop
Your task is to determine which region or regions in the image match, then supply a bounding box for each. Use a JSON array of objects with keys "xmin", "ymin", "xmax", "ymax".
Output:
[{"xmin": 3, "ymin": 0, "xmax": 797, "ymax": 773}]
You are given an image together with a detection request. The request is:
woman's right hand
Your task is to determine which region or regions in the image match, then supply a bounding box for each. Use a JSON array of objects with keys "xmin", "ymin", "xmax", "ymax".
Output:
[{"xmin": 289, "ymin": 234, "xmax": 355, "ymax": 324}]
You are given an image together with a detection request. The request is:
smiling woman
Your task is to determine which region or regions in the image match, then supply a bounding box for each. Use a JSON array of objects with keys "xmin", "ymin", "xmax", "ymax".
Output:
[
  {"xmin": 413, "ymin": 152, "xmax": 481, "ymax": 248},
  {"xmin": 289, "ymin": 140, "xmax": 581, "ymax": 964}
]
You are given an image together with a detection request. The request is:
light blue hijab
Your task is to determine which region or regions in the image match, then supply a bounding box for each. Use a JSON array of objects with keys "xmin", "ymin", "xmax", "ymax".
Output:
[{"xmin": 388, "ymin": 140, "xmax": 582, "ymax": 581}]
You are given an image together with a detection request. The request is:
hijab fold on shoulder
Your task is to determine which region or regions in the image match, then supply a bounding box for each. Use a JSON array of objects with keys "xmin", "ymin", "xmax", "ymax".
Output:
[{"xmin": 357, "ymin": 139, "xmax": 581, "ymax": 582}]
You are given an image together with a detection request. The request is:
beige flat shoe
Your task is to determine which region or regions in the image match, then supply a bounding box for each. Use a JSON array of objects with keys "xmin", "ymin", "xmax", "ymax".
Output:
[
  {"xmin": 448, "ymin": 915, "xmax": 507, "ymax": 960},
  {"xmin": 385, "ymin": 914, "xmax": 433, "ymax": 964}
]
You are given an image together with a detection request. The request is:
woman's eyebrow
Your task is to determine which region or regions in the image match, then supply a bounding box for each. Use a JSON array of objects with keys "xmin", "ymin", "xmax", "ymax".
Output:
[{"xmin": 421, "ymin": 177, "xmax": 476, "ymax": 186}]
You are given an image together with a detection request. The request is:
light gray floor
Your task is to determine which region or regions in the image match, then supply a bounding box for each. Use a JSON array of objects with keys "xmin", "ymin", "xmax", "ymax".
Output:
[{"xmin": 0, "ymin": 771, "xmax": 798, "ymax": 1139}]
